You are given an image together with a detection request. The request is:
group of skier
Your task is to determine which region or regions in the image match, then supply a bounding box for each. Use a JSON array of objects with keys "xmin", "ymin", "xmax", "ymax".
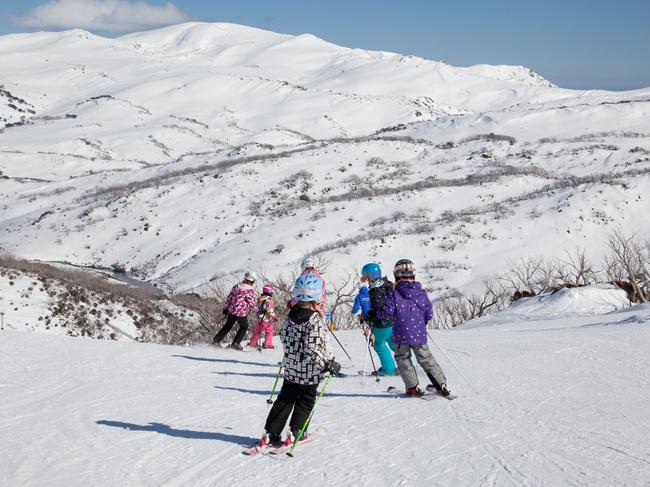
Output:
[{"xmin": 212, "ymin": 257, "xmax": 452, "ymax": 454}]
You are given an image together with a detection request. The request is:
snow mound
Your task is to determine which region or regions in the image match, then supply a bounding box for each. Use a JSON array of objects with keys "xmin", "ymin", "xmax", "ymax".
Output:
[{"xmin": 507, "ymin": 284, "xmax": 629, "ymax": 317}]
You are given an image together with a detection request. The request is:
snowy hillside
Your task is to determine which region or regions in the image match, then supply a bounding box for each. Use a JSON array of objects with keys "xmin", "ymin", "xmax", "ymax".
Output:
[
  {"xmin": 1, "ymin": 302, "xmax": 649, "ymax": 486},
  {"xmin": 1, "ymin": 22, "xmax": 649, "ymax": 293}
]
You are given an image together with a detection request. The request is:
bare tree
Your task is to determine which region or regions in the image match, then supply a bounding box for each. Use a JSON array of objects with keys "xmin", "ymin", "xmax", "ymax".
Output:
[{"xmin": 603, "ymin": 230, "xmax": 649, "ymax": 303}]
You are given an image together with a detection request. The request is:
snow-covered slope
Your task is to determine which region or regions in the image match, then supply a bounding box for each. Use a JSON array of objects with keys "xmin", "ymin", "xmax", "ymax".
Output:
[
  {"xmin": 1, "ymin": 22, "xmax": 649, "ymax": 293},
  {"xmin": 1, "ymin": 303, "xmax": 649, "ymax": 486}
]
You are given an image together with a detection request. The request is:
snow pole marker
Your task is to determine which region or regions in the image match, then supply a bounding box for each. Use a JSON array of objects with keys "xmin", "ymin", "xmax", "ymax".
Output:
[
  {"xmin": 287, "ymin": 372, "xmax": 333, "ymax": 458},
  {"xmin": 267, "ymin": 360, "xmax": 284, "ymax": 405}
]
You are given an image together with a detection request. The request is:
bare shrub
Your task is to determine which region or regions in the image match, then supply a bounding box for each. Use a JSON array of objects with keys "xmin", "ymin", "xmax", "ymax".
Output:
[{"xmin": 603, "ymin": 230, "xmax": 649, "ymax": 303}]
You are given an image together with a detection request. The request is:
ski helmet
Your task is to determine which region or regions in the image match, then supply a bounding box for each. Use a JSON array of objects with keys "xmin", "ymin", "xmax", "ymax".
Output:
[
  {"xmin": 293, "ymin": 273, "xmax": 323, "ymax": 302},
  {"xmin": 300, "ymin": 256, "xmax": 316, "ymax": 271},
  {"xmin": 393, "ymin": 259, "xmax": 415, "ymax": 279},
  {"xmin": 262, "ymin": 283, "xmax": 274, "ymax": 295},
  {"xmin": 361, "ymin": 263, "xmax": 382, "ymax": 280},
  {"xmin": 243, "ymin": 271, "xmax": 257, "ymax": 283}
]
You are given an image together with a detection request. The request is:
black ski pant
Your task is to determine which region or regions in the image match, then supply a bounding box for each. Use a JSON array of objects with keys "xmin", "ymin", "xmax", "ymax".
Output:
[
  {"xmin": 212, "ymin": 313, "xmax": 249, "ymax": 345},
  {"xmin": 264, "ymin": 379, "xmax": 318, "ymax": 440}
]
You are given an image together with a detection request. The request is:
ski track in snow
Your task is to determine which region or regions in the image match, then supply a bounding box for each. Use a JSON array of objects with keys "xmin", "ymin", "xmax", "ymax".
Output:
[{"xmin": 1, "ymin": 305, "xmax": 650, "ymax": 486}]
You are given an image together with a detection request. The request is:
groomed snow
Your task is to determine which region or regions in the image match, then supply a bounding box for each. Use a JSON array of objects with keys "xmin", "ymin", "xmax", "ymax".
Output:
[{"xmin": 2, "ymin": 303, "xmax": 649, "ymax": 486}]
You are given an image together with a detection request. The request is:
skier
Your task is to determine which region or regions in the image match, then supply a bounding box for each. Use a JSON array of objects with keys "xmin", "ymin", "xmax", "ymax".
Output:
[
  {"xmin": 351, "ymin": 285, "xmax": 371, "ymax": 322},
  {"xmin": 212, "ymin": 271, "xmax": 257, "ymax": 351},
  {"xmin": 287, "ymin": 257, "xmax": 327, "ymax": 317},
  {"xmin": 248, "ymin": 283, "xmax": 279, "ymax": 349},
  {"xmin": 361, "ymin": 263, "xmax": 397, "ymax": 376},
  {"xmin": 252, "ymin": 273, "xmax": 340, "ymax": 451},
  {"xmin": 377, "ymin": 259, "xmax": 451, "ymax": 397}
]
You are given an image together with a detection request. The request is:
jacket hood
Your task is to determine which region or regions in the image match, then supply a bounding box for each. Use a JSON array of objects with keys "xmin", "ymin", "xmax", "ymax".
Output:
[
  {"xmin": 395, "ymin": 280, "xmax": 429, "ymax": 306},
  {"xmin": 288, "ymin": 306, "xmax": 317, "ymax": 324}
]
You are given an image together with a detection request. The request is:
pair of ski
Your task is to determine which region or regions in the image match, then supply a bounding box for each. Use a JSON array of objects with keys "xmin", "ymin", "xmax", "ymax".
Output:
[
  {"xmin": 386, "ymin": 385, "xmax": 457, "ymax": 401},
  {"xmin": 241, "ymin": 437, "xmax": 313, "ymax": 457}
]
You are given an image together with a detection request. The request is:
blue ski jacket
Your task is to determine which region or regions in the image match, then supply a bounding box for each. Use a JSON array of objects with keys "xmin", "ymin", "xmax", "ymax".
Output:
[{"xmin": 352, "ymin": 286, "xmax": 371, "ymax": 317}]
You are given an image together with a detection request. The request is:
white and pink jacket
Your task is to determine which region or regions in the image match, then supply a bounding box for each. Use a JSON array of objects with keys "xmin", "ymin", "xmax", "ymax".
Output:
[{"xmin": 225, "ymin": 283, "xmax": 257, "ymax": 317}]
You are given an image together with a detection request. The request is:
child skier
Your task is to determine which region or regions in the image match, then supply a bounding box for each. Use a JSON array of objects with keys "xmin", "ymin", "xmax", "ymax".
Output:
[
  {"xmin": 377, "ymin": 259, "xmax": 451, "ymax": 396},
  {"xmin": 212, "ymin": 271, "xmax": 257, "ymax": 351},
  {"xmin": 248, "ymin": 284, "xmax": 279, "ymax": 349},
  {"xmin": 351, "ymin": 285, "xmax": 371, "ymax": 322},
  {"xmin": 360, "ymin": 263, "xmax": 397, "ymax": 376},
  {"xmin": 248, "ymin": 273, "xmax": 340, "ymax": 453}
]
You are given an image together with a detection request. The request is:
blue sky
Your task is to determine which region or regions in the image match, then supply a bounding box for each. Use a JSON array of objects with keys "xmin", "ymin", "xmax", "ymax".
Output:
[{"xmin": 1, "ymin": 0, "xmax": 649, "ymax": 90}]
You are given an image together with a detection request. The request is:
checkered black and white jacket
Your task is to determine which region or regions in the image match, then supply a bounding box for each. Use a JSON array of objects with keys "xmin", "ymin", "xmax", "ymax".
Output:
[{"xmin": 280, "ymin": 307, "xmax": 331, "ymax": 385}]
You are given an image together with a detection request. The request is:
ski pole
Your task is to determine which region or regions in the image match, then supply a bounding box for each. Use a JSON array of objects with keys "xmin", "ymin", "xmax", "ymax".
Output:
[
  {"xmin": 287, "ymin": 372, "xmax": 333, "ymax": 458},
  {"xmin": 267, "ymin": 360, "xmax": 284, "ymax": 404},
  {"xmin": 328, "ymin": 328, "xmax": 352, "ymax": 361},
  {"xmin": 367, "ymin": 336, "xmax": 380, "ymax": 383},
  {"xmin": 361, "ymin": 327, "xmax": 370, "ymax": 385},
  {"xmin": 427, "ymin": 331, "xmax": 474, "ymax": 390}
]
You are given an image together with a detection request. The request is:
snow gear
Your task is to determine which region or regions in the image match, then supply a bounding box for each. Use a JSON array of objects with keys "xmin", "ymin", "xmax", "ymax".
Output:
[
  {"xmin": 244, "ymin": 271, "xmax": 257, "ymax": 283},
  {"xmin": 264, "ymin": 380, "xmax": 319, "ymax": 443},
  {"xmin": 289, "ymin": 266, "xmax": 328, "ymax": 317},
  {"xmin": 378, "ymin": 264, "xmax": 449, "ymax": 394},
  {"xmin": 351, "ymin": 286, "xmax": 371, "ymax": 318},
  {"xmin": 393, "ymin": 259, "xmax": 416, "ymax": 279},
  {"xmin": 212, "ymin": 314, "xmax": 249, "ymax": 347},
  {"xmin": 213, "ymin": 281, "xmax": 258, "ymax": 348},
  {"xmin": 224, "ymin": 282, "xmax": 257, "ymax": 318},
  {"xmin": 366, "ymin": 277, "xmax": 394, "ymax": 329},
  {"xmin": 259, "ymin": 303, "xmax": 332, "ymax": 452},
  {"xmin": 281, "ymin": 306, "xmax": 331, "ymax": 385},
  {"xmin": 262, "ymin": 283, "xmax": 274, "ymax": 295},
  {"xmin": 361, "ymin": 262, "xmax": 382, "ymax": 280},
  {"xmin": 249, "ymin": 292, "xmax": 279, "ymax": 348},
  {"xmin": 363, "ymin": 275, "xmax": 397, "ymax": 375},
  {"xmin": 288, "ymin": 372, "xmax": 333, "ymax": 457},
  {"xmin": 268, "ymin": 433, "xmax": 313, "ymax": 455},
  {"xmin": 267, "ymin": 360, "xmax": 284, "ymax": 404},
  {"xmin": 394, "ymin": 344, "xmax": 447, "ymax": 392},
  {"xmin": 370, "ymin": 326, "xmax": 397, "ymax": 375},
  {"xmin": 377, "ymin": 280, "xmax": 432, "ymax": 345},
  {"xmin": 292, "ymin": 273, "xmax": 324, "ymax": 304},
  {"xmin": 301, "ymin": 257, "xmax": 316, "ymax": 271}
]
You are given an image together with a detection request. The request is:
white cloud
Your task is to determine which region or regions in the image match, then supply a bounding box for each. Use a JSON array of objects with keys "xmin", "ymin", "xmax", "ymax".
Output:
[{"xmin": 13, "ymin": 0, "xmax": 191, "ymax": 33}]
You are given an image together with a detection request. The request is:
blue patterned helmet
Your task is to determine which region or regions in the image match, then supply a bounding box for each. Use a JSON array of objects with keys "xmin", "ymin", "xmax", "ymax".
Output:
[
  {"xmin": 293, "ymin": 273, "xmax": 323, "ymax": 302},
  {"xmin": 361, "ymin": 263, "xmax": 382, "ymax": 280}
]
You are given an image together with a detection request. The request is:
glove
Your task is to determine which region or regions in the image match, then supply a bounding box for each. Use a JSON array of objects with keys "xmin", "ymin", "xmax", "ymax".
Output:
[
  {"xmin": 329, "ymin": 323, "xmax": 335, "ymax": 332},
  {"xmin": 222, "ymin": 309, "xmax": 228, "ymax": 316},
  {"xmin": 324, "ymin": 359, "xmax": 341, "ymax": 375},
  {"xmin": 369, "ymin": 334, "xmax": 375, "ymax": 346}
]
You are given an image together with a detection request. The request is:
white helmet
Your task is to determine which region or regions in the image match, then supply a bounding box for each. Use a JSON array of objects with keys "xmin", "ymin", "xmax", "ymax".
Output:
[
  {"xmin": 243, "ymin": 271, "xmax": 257, "ymax": 283},
  {"xmin": 300, "ymin": 257, "xmax": 316, "ymax": 271}
]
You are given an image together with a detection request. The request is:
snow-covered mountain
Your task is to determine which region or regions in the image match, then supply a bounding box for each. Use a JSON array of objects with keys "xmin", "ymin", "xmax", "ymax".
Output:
[{"xmin": 1, "ymin": 22, "xmax": 649, "ymax": 292}]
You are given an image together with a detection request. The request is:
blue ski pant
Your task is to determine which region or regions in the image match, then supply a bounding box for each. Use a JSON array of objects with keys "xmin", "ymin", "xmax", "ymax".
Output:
[{"xmin": 372, "ymin": 326, "xmax": 397, "ymax": 374}]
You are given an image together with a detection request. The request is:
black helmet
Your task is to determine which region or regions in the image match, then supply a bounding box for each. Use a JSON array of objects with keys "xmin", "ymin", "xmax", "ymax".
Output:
[{"xmin": 393, "ymin": 259, "xmax": 415, "ymax": 279}]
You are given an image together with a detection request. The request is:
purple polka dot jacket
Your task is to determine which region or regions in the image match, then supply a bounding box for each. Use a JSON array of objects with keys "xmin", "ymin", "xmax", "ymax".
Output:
[{"xmin": 377, "ymin": 280, "xmax": 433, "ymax": 345}]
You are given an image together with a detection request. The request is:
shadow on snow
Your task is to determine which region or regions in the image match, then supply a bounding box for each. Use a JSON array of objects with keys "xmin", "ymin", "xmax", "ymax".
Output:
[
  {"xmin": 172, "ymin": 354, "xmax": 278, "ymax": 368},
  {"xmin": 96, "ymin": 420, "xmax": 257, "ymax": 445}
]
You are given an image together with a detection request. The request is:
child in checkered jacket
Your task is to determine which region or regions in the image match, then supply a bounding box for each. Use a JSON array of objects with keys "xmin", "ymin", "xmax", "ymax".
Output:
[{"xmin": 252, "ymin": 273, "xmax": 340, "ymax": 450}]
